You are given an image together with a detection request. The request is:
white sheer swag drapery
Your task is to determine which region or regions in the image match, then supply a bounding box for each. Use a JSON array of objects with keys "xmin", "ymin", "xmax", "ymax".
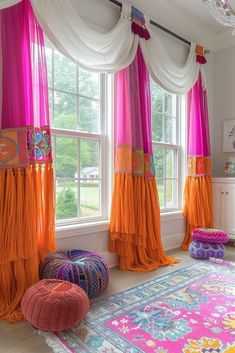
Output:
[
  {"xmin": 0, "ymin": 0, "xmax": 21, "ymax": 9},
  {"xmin": 0, "ymin": 0, "xmax": 204, "ymax": 94}
]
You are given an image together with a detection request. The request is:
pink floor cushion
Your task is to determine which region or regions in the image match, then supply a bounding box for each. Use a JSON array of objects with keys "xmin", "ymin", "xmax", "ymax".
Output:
[
  {"xmin": 189, "ymin": 240, "xmax": 225, "ymax": 259},
  {"xmin": 192, "ymin": 228, "xmax": 229, "ymax": 243},
  {"xmin": 21, "ymin": 279, "xmax": 89, "ymax": 332},
  {"xmin": 40, "ymin": 249, "xmax": 109, "ymax": 298}
]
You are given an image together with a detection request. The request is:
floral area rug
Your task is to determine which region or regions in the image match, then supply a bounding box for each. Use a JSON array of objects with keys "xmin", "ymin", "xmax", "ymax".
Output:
[{"xmin": 38, "ymin": 261, "xmax": 235, "ymax": 353}]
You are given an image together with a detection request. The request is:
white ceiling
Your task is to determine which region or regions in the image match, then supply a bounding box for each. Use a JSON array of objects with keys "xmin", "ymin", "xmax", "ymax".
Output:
[
  {"xmin": 166, "ymin": 0, "xmax": 225, "ymax": 34},
  {"xmin": 131, "ymin": 0, "xmax": 235, "ymax": 50},
  {"xmin": 132, "ymin": 0, "xmax": 225, "ymax": 34}
]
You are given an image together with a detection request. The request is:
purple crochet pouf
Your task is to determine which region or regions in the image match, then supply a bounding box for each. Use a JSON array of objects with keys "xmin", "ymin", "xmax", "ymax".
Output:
[
  {"xmin": 189, "ymin": 241, "xmax": 225, "ymax": 259},
  {"xmin": 40, "ymin": 249, "xmax": 109, "ymax": 298}
]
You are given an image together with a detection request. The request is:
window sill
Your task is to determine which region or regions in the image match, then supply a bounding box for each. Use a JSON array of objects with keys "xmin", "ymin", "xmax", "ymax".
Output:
[
  {"xmin": 56, "ymin": 220, "xmax": 110, "ymax": 239},
  {"xmin": 160, "ymin": 210, "xmax": 184, "ymax": 222},
  {"xmin": 56, "ymin": 211, "xmax": 184, "ymax": 239}
]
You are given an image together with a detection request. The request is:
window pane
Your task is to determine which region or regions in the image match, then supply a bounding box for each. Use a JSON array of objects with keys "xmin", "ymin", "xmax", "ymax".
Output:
[
  {"xmin": 166, "ymin": 149, "xmax": 174, "ymax": 178},
  {"xmin": 151, "ymin": 83, "xmax": 163, "ymax": 113},
  {"xmin": 45, "ymin": 36, "xmax": 53, "ymax": 49},
  {"xmin": 54, "ymin": 51, "xmax": 77, "ymax": 94},
  {"xmin": 56, "ymin": 179, "xmax": 77, "ymax": 220},
  {"xmin": 80, "ymin": 139, "xmax": 100, "ymax": 178},
  {"xmin": 48, "ymin": 90, "xmax": 53, "ymax": 123},
  {"xmin": 56, "ymin": 136, "xmax": 78, "ymax": 179},
  {"xmin": 157, "ymin": 178, "xmax": 164, "ymax": 208},
  {"xmin": 79, "ymin": 97, "xmax": 100, "ymax": 133},
  {"xmin": 164, "ymin": 116, "xmax": 176, "ymax": 144},
  {"xmin": 51, "ymin": 135, "xmax": 56, "ymax": 161},
  {"xmin": 164, "ymin": 92, "xmax": 177, "ymax": 117},
  {"xmin": 166, "ymin": 179, "xmax": 177, "ymax": 209},
  {"xmin": 151, "ymin": 80, "xmax": 180, "ymax": 211},
  {"xmin": 80, "ymin": 180, "xmax": 100, "ymax": 217},
  {"xmin": 79, "ymin": 67, "xmax": 99, "ymax": 99},
  {"xmin": 166, "ymin": 179, "xmax": 173, "ymax": 209},
  {"xmin": 152, "ymin": 114, "xmax": 163, "ymax": 141},
  {"xmin": 54, "ymin": 91, "xmax": 77, "ymax": 130},
  {"xmin": 153, "ymin": 147, "xmax": 164, "ymax": 178},
  {"xmin": 45, "ymin": 37, "xmax": 105, "ymax": 223},
  {"xmin": 45, "ymin": 47, "xmax": 52, "ymax": 88}
]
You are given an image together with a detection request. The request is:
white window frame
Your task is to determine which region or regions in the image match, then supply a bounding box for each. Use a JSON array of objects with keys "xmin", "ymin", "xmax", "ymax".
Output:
[
  {"xmin": 151, "ymin": 86, "xmax": 186, "ymax": 213},
  {"xmin": 46, "ymin": 43, "xmax": 110, "ymax": 228},
  {"xmin": 56, "ymin": 75, "xmax": 114, "ymax": 238}
]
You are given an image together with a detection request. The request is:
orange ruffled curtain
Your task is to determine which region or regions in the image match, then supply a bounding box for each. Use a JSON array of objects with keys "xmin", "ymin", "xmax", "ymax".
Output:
[
  {"xmin": 0, "ymin": 165, "xmax": 55, "ymax": 322},
  {"xmin": 181, "ymin": 72, "xmax": 213, "ymax": 250},
  {"xmin": 109, "ymin": 47, "xmax": 178, "ymax": 271},
  {"xmin": 0, "ymin": 0, "xmax": 55, "ymax": 322}
]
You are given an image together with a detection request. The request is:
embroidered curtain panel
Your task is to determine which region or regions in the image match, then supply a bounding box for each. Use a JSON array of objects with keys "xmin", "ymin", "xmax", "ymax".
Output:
[
  {"xmin": 181, "ymin": 73, "xmax": 213, "ymax": 250},
  {"xmin": 109, "ymin": 46, "xmax": 178, "ymax": 271},
  {"xmin": 0, "ymin": 0, "xmax": 55, "ymax": 321}
]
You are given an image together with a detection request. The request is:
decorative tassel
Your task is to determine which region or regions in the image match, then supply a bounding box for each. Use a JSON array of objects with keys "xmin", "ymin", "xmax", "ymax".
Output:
[
  {"xmin": 131, "ymin": 22, "xmax": 150, "ymax": 40},
  {"xmin": 196, "ymin": 55, "xmax": 207, "ymax": 64},
  {"xmin": 131, "ymin": 6, "xmax": 150, "ymax": 40},
  {"xmin": 196, "ymin": 44, "xmax": 207, "ymax": 64}
]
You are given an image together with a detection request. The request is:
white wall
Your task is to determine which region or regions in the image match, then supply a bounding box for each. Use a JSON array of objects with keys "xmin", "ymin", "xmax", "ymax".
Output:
[
  {"xmin": 205, "ymin": 51, "xmax": 215, "ymax": 156},
  {"xmin": 56, "ymin": 215, "xmax": 186, "ymax": 268},
  {"xmin": 212, "ymin": 45, "xmax": 235, "ymax": 176},
  {"xmin": 55, "ymin": 0, "xmax": 217, "ymax": 267}
]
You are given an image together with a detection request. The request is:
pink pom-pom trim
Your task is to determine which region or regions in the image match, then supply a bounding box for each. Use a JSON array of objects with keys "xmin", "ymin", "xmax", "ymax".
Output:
[
  {"xmin": 131, "ymin": 22, "xmax": 150, "ymax": 40},
  {"xmin": 196, "ymin": 55, "xmax": 207, "ymax": 64}
]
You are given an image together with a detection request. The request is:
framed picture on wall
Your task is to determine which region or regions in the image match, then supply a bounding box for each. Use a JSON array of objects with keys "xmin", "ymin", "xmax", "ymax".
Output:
[{"xmin": 223, "ymin": 119, "xmax": 235, "ymax": 152}]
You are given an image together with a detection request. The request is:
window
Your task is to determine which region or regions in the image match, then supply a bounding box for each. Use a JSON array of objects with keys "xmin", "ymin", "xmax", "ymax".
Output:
[
  {"xmin": 45, "ymin": 40, "xmax": 108, "ymax": 224},
  {"xmin": 151, "ymin": 81, "xmax": 183, "ymax": 211}
]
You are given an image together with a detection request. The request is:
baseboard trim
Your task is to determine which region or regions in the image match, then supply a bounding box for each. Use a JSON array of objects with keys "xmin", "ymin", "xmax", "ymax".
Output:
[
  {"xmin": 100, "ymin": 251, "xmax": 118, "ymax": 268},
  {"xmin": 163, "ymin": 233, "xmax": 184, "ymax": 251},
  {"xmin": 101, "ymin": 233, "xmax": 184, "ymax": 268}
]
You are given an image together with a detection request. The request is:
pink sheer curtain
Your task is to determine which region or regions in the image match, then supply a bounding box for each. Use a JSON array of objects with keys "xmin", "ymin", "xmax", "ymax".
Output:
[
  {"xmin": 181, "ymin": 73, "xmax": 213, "ymax": 250},
  {"xmin": 0, "ymin": 0, "xmax": 55, "ymax": 322},
  {"xmin": 114, "ymin": 46, "xmax": 153, "ymax": 162},
  {"xmin": 1, "ymin": 0, "xmax": 49, "ymax": 129},
  {"xmin": 187, "ymin": 73, "xmax": 211, "ymax": 158}
]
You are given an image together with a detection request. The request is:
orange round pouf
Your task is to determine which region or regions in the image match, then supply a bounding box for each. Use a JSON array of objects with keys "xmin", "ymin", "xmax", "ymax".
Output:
[{"xmin": 21, "ymin": 279, "xmax": 89, "ymax": 332}]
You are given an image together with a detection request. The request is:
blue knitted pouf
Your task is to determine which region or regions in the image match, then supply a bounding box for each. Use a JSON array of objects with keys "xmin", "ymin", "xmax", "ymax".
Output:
[
  {"xmin": 40, "ymin": 249, "xmax": 109, "ymax": 298},
  {"xmin": 189, "ymin": 241, "xmax": 225, "ymax": 260}
]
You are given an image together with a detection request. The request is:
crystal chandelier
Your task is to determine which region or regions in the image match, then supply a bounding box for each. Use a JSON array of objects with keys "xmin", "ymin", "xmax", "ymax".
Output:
[{"xmin": 203, "ymin": 0, "xmax": 235, "ymax": 35}]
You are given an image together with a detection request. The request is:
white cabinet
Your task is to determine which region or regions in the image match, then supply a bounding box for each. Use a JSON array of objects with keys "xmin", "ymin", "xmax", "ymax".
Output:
[{"xmin": 212, "ymin": 178, "xmax": 235, "ymax": 240}]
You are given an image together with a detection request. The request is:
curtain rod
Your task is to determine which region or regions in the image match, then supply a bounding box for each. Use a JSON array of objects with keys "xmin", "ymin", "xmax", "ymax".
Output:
[{"xmin": 107, "ymin": 0, "xmax": 191, "ymax": 46}]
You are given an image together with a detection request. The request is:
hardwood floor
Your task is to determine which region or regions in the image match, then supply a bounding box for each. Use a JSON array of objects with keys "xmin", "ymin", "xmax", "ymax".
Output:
[{"xmin": 0, "ymin": 245, "xmax": 235, "ymax": 353}]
